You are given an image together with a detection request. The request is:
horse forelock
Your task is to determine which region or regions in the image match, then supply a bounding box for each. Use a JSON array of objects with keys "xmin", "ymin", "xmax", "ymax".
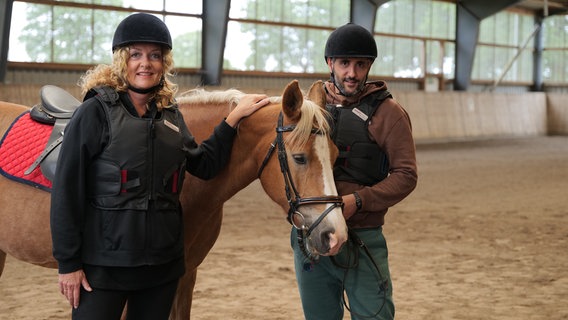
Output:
[{"xmin": 287, "ymin": 99, "xmax": 331, "ymax": 149}]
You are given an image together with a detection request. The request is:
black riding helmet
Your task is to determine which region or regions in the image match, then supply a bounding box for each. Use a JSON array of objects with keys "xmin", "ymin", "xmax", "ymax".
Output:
[
  {"xmin": 112, "ymin": 13, "xmax": 172, "ymax": 52},
  {"xmin": 325, "ymin": 23, "xmax": 377, "ymax": 97},
  {"xmin": 324, "ymin": 23, "xmax": 377, "ymax": 62}
]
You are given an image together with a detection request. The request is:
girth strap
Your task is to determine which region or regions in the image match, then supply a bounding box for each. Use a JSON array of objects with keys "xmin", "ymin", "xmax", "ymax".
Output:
[
  {"xmin": 24, "ymin": 119, "xmax": 68, "ymax": 180},
  {"xmin": 24, "ymin": 132, "xmax": 63, "ymax": 176}
]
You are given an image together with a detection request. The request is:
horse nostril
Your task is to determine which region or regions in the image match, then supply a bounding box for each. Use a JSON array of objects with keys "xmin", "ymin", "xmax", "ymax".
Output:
[{"xmin": 320, "ymin": 230, "xmax": 336, "ymax": 253}]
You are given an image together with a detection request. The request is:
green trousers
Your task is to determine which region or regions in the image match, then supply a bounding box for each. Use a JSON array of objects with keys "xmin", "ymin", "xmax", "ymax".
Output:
[{"xmin": 291, "ymin": 227, "xmax": 394, "ymax": 320}]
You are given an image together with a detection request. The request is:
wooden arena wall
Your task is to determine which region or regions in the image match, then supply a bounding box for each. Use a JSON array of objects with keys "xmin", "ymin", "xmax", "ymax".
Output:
[{"xmin": 1, "ymin": 84, "xmax": 567, "ymax": 142}]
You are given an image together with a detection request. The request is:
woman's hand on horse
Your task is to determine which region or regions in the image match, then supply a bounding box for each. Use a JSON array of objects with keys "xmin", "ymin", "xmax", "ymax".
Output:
[
  {"xmin": 225, "ymin": 94, "xmax": 270, "ymax": 127},
  {"xmin": 58, "ymin": 269, "xmax": 92, "ymax": 309}
]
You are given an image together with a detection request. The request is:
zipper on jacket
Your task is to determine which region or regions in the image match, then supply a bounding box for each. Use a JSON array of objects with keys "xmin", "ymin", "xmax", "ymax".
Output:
[
  {"xmin": 148, "ymin": 119, "xmax": 156, "ymax": 201},
  {"xmin": 146, "ymin": 118, "xmax": 155, "ymax": 260}
]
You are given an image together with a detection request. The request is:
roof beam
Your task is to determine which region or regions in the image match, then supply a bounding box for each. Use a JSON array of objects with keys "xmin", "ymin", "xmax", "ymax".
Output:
[
  {"xmin": 453, "ymin": 0, "xmax": 524, "ymax": 90},
  {"xmin": 350, "ymin": 0, "xmax": 390, "ymax": 31},
  {"xmin": 201, "ymin": 0, "xmax": 230, "ymax": 86},
  {"xmin": 532, "ymin": 15, "xmax": 544, "ymax": 91},
  {"xmin": 460, "ymin": 0, "xmax": 522, "ymax": 20},
  {"xmin": 0, "ymin": 0, "xmax": 14, "ymax": 83}
]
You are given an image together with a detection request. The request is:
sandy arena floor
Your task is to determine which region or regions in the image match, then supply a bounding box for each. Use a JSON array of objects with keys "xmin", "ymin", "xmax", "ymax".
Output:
[{"xmin": 1, "ymin": 136, "xmax": 567, "ymax": 320}]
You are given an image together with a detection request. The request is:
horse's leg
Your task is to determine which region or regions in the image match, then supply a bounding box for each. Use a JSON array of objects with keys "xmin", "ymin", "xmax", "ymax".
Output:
[
  {"xmin": 170, "ymin": 268, "xmax": 197, "ymax": 320},
  {"xmin": 170, "ymin": 206, "xmax": 224, "ymax": 319},
  {"xmin": 0, "ymin": 250, "xmax": 6, "ymax": 278}
]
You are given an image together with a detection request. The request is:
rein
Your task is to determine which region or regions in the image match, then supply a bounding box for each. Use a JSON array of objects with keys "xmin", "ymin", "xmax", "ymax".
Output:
[
  {"xmin": 330, "ymin": 230, "xmax": 388, "ymax": 318},
  {"xmin": 258, "ymin": 112, "xmax": 343, "ymax": 259}
]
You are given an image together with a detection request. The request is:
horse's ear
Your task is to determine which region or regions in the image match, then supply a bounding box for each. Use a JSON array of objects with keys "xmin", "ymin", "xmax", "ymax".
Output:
[
  {"xmin": 281, "ymin": 80, "xmax": 302, "ymax": 122},
  {"xmin": 306, "ymin": 80, "xmax": 326, "ymax": 108}
]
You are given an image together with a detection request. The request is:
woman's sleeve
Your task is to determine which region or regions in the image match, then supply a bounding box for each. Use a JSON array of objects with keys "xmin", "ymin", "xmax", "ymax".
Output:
[
  {"xmin": 180, "ymin": 115, "xmax": 237, "ymax": 180},
  {"xmin": 50, "ymin": 100, "xmax": 107, "ymax": 274}
]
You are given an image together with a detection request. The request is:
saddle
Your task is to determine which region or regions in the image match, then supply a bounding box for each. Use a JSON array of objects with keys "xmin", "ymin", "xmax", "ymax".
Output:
[{"xmin": 25, "ymin": 85, "xmax": 81, "ymax": 181}]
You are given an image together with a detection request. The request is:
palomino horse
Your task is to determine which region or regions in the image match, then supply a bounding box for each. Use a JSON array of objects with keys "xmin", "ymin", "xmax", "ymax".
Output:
[{"xmin": 0, "ymin": 80, "xmax": 348, "ymax": 319}]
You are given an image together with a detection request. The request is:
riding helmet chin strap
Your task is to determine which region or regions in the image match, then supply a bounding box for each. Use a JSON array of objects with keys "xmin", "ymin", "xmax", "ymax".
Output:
[{"xmin": 128, "ymin": 76, "xmax": 165, "ymax": 94}]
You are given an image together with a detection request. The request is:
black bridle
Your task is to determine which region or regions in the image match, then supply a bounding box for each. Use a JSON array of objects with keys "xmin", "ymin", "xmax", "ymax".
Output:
[{"xmin": 257, "ymin": 112, "xmax": 343, "ymax": 259}]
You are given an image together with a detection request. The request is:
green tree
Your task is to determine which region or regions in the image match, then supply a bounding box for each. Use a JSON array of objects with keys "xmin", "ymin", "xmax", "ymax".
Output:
[
  {"xmin": 173, "ymin": 31, "xmax": 201, "ymax": 69},
  {"xmin": 240, "ymin": 0, "xmax": 349, "ymax": 73},
  {"xmin": 542, "ymin": 14, "xmax": 568, "ymax": 82},
  {"xmin": 19, "ymin": 1, "xmax": 125, "ymax": 64}
]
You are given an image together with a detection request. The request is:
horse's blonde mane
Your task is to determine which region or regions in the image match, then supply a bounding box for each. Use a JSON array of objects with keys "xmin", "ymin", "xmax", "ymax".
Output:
[
  {"xmin": 177, "ymin": 88, "xmax": 245, "ymax": 108},
  {"xmin": 176, "ymin": 88, "xmax": 330, "ymax": 148}
]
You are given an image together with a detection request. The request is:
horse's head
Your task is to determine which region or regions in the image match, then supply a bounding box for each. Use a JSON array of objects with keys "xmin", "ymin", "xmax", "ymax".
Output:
[
  {"xmin": 245, "ymin": 80, "xmax": 348, "ymax": 258},
  {"xmin": 176, "ymin": 80, "xmax": 348, "ymax": 259}
]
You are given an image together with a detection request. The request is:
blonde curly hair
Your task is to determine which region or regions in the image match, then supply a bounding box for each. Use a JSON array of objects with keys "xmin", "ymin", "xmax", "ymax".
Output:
[{"xmin": 78, "ymin": 46, "xmax": 178, "ymax": 110}]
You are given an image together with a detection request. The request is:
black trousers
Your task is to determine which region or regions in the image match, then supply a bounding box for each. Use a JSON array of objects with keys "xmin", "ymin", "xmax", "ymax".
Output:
[{"xmin": 71, "ymin": 279, "xmax": 179, "ymax": 320}]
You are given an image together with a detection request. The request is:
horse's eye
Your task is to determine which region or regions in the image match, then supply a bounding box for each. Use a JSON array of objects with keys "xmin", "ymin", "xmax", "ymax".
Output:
[{"xmin": 292, "ymin": 154, "xmax": 306, "ymax": 164}]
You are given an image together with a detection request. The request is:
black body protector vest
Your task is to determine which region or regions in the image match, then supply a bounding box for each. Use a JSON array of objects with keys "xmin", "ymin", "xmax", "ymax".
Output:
[
  {"xmin": 326, "ymin": 89, "xmax": 392, "ymax": 186},
  {"xmin": 87, "ymin": 86, "xmax": 186, "ymax": 211}
]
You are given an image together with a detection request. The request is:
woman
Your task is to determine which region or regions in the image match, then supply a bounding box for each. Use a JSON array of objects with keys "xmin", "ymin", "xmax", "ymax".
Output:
[{"xmin": 50, "ymin": 13, "xmax": 269, "ymax": 320}]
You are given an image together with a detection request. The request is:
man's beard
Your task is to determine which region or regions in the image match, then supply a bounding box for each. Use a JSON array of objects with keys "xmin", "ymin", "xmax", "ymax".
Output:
[{"xmin": 332, "ymin": 74, "xmax": 366, "ymax": 97}]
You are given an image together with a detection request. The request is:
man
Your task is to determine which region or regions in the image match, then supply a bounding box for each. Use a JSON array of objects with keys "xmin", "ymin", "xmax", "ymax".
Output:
[{"xmin": 291, "ymin": 23, "xmax": 418, "ymax": 320}]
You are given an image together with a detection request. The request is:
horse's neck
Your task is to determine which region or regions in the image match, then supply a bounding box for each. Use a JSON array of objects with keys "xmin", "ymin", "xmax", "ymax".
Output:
[
  {"xmin": 179, "ymin": 102, "xmax": 258, "ymax": 202},
  {"xmin": 181, "ymin": 103, "xmax": 277, "ymax": 204},
  {"xmin": 180, "ymin": 103, "xmax": 230, "ymax": 142},
  {"xmin": 216, "ymin": 106, "xmax": 279, "ymax": 198}
]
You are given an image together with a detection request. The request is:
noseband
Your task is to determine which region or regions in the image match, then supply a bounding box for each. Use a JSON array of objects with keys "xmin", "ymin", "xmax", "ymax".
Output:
[{"xmin": 257, "ymin": 112, "xmax": 343, "ymax": 258}]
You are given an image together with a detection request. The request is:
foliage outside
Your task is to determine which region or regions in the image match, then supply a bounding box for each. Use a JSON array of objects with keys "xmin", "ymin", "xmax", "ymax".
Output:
[{"xmin": 11, "ymin": 0, "xmax": 568, "ymax": 83}]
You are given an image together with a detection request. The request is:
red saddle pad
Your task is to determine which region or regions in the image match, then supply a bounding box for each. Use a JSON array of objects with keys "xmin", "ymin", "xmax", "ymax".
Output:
[{"xmin": 0, "ymin": 111, "xmax": 53, "ymax": 191}]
